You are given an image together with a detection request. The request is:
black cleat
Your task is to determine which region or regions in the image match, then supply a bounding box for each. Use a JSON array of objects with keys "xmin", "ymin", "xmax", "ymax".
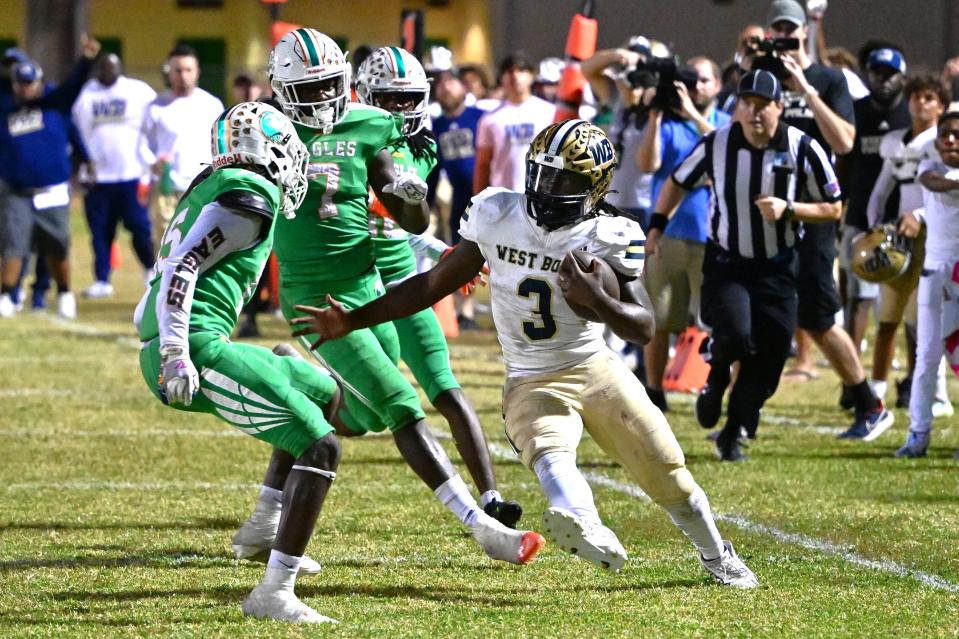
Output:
[
  {"xmin": 646, "ymin": 387, "xmax": 670, "ymax": 412},
  {"xmin": 696, "ymin": 382, "xmax": 725, "ymax": 429},
  {"xmin": 484, "ymin": 498, "xmax": 523, "ymax": 529},
  {"xmin": 715, "ymin": 438, "xmax": 748, "ymax": 462}
]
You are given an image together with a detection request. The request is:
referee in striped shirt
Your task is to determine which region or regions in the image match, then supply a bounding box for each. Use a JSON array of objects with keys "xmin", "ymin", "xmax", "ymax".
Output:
[{"xmin": 647, "ymin": 70, "xmax": 841, "ymax": 461}]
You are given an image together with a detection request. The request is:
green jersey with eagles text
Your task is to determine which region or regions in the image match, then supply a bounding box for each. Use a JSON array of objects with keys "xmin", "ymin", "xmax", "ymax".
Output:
[
  {"xmin": 136, "ymin": 168, "xmax": 280, "ymax": 342},
  {"xmin": 369, "ymin": 136, "xmax": 438, "ymax": 281},
  {"xmin": 274, "ymin": 104, "xmax": 401, "ymax": 282}
]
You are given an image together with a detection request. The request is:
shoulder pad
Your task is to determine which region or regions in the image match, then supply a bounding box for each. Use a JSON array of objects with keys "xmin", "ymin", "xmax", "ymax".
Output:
[
  {"xmin": 215, "ymin": 189, "xmax": 275, "ymax": 223},
  {"xmin": 465, "ymin": 187, "xmax": 518, "ymax": 223}
]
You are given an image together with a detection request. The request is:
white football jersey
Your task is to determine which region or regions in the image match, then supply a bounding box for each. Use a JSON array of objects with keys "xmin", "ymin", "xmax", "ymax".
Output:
[{"xmin": 459, "ymin": 187, "xmax": 645, "ymax": 377}]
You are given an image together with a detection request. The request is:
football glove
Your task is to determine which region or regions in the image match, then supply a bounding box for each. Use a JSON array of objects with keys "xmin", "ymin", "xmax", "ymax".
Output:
[
  {"xmin": 382, "ymin": 174, "xmax": 428, "ymax": 204},
  {"xmin": 158, "ymin": 344, "xmax": 200, "ymax": 406}
]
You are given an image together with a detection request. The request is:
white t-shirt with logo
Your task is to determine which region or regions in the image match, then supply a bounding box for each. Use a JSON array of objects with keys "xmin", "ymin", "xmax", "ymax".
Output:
[
  {"xmin": 459, "ymin": 187, "xmax": 644, "ymax": 377},
  {"xmin": 139, "ymin": 88, "xmax": 224, "ymax": 192},
  {"xmin": 72, "ymin": 76, "xmax": 157, "ymax": 183},
  {"xmin": 476, "ymin": 97, "xmax": 556, "ymax": 191},
  {"xmin": 918, "ymin": 149, "xmax": 959, "ymax": 267}
]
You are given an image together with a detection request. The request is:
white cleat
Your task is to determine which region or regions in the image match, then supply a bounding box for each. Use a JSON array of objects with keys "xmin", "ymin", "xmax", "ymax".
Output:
[
  {"xmin": 57, "ymin": 292, "xmax": 77, "ymax": 319},
  {"xmin": 232, "ymin": 516, "xmax": 322, "ymax": 575},
  {"xmin": 82, "ymin": 281, "xmax": 114, "ymax": 298},
  {"xmin": 0, "ymin": 293, "xmax": 15, "ymax": 318},
  {"xmin": 242, "ymin": 585, "xmax": 337, "ymax": 624},
  {"xmin": 541, "ymin": 507, "xmax": 627, "ymax": 571},
  {"xmin": 700, "ymin": 540, "xmax": 760, "ymax": 589},
  {"xmin": 472, "ymin": 517, "xmax": 545, "ymax": 565}
]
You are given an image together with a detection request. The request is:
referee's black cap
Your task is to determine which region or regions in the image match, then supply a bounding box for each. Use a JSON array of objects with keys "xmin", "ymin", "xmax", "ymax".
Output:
[{"xmin": 737, "ymin": 69, "xmax": 782, "ymax": 102}]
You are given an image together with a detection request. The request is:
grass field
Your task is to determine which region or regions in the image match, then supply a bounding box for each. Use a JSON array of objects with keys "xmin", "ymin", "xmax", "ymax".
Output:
[{"xmin": 1, "ymin": 218, "xmax": 958, "ymax": 638}]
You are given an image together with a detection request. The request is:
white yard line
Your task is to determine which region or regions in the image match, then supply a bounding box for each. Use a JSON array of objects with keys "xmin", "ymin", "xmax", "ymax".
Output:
[
  {"xmin": 5, "ymin": 480, "xmax": 258, "ymax": 491},
  {"xmin": 0, "ymin": 427, "xmax": 243, "ymax": 438},
  {"xmin": 486, "ymin": 442, "xmax": 959, "ymax": 593}
]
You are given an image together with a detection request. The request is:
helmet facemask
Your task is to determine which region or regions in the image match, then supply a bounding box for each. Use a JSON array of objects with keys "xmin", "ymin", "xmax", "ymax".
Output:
[
  {"xmin": 367, "ymin": 88, "xmax": 429, "ymax": 135},
  {"xmin": 355, "ymin": 47, "xmax": 430, "ymax": 136},
  {"xmin": 525, "ymin": 157, "xmax": 594, "ymax": 230},
  {"xmin": 273, "ymin": 70, "xmax": 350, "ymax": 133}
]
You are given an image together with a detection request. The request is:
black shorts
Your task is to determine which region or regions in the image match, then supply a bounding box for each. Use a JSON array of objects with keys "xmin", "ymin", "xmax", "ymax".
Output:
[{"xmin": 797, "ymin": 221, "xmax": 841, "ymax": 332}]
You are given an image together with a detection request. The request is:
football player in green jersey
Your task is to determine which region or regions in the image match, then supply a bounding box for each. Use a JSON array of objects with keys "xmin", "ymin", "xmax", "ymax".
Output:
[
  {"xmin": 135, "ymin": 102, "xmax": 344, "ymax": 623},
  {"xmin": 233, "ymin": 29, "xmax": 544, "ymax": 568},
  {"xmin": 350, "ymin": 46, "xmax": 522, "ymax": 525}
]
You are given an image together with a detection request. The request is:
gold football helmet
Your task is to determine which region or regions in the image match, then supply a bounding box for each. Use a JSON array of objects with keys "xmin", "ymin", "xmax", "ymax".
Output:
[
  {"xmin": 851, "ymin": 224, "xmax": 913, "ymax": 283},
  {"xmin": 525, "ymin": 119, "xmax": 617, "ymax": 230}
]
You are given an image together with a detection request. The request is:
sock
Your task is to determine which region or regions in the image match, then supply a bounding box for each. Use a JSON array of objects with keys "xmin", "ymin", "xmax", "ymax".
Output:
[
  {"xmin": 263, "ymin": 549, "xmax": 300, "ymax": 590},
  {"xmin": 478, "ymin": 489, "xmax": 502, "ymax": 510},
  {"xmin": 1, "ymin": 284, "xmax": 13, "ymax": 296},
  {"xmin": 532, "ymin": 450, "xmax": 600, "ymax": 524},
  {"xmin": 869, "ymin": 379, "xmax": 888, "ymax": 402},
  {"xmin": 259, "ymin": 485, "xmax": 284, "ymax": 507},
  {"xmin": 56, "ymin": 284, "xmax": 70, "ymax": 295},
  {"xmin": 662, "ymin": 489, "xmax": 724, "ymax": 561},
  {"xmin": 935, "ymin": 359, "xmax": 950, "ymax": 404},
  {"xmin": 434, "ymin": 475, "xmax": 481, "ymax": 527},
  {"xmin": 850, "ymin": 380, "xmax": 880, "ymax": 413}
]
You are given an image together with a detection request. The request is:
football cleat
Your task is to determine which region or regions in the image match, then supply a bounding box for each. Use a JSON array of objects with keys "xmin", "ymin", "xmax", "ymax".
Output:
[
  {"xmin": 700, "ymin": 540, "xmax": 759, "ymax": 588},
  {"xmin": 541, "ymin": 507, "xmax": 627, "ymax": 571},
  {"xmin": 715, "ymin": 439, "xmax": 748, "ymax": 463},
  {"xmin": 483, "ymin": 498, "xmax": 523, "ymax": 529},
  {"xmin": 838, "ymin": 404, "xmax": 895, "ymax": 441},
  {"xmin": 472, "ymin": 518, "xmax": 545, "ymax": 565},
  {"xmin": 242, "ymin": 585, "xmax": 337, "ymax": 624},
  {"xmin": 232, "ymin": 515, "xmax": 322, "ymax": 575},
  {"xmin": 895, "ymin": 430, "xmax": 930, "ymax": 458}
]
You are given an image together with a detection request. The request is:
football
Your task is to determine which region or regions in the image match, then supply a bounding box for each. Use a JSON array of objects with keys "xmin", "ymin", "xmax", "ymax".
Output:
[{"xmin": 559, "ymin": 250, "xmax": 621, "ymax": 321}]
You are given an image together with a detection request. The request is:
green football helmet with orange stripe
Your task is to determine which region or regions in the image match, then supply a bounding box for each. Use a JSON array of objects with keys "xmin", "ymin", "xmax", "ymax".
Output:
[
  {"xmin": 210, "ymin": 102, "xmax": 309, "ymax": 218},
  {"xmin": 525, "ymin": 119, "xmax": 617, "ymax": 230},
  {"xmin": 355, "ymin": 46, "xmax": 430, "ymax": 136},
  {"xmin": 268, "ymin": 28, "xmax": 351, "ymax": 133}
]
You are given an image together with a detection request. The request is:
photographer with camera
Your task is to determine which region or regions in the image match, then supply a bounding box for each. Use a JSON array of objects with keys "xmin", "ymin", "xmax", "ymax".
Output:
[
  {"xmin": 717, "ymin": 25, "xmax": 766, "ymax": 115},
  {"xmin": 639, "ymin": 57, "xmax": 729, "ymax": 411}
]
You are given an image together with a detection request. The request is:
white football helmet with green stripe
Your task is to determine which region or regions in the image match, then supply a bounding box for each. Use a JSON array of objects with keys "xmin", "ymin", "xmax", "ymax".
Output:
[
  {"xmin": 355, "ymin": 46, "xmax": 430, "ymax": 136},
  {"xmin": 268, "ymin": 28, "xmax": 351, "ymax": 132},
  {"xmin": 210, "ymin": 102, "xmax": 309, "ymax": 219}
]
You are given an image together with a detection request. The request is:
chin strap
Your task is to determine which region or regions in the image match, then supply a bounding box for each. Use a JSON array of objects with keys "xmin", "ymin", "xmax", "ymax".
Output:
[{"xmin": 291, "ymin": 465, "xmax": 337, "ymax": 481}]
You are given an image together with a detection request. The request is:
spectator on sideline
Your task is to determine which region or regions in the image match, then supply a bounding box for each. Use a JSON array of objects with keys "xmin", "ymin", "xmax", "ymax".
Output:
[
  {"xmin": 0, "ymin": 37, "xmax": 101, "ymax": 320},
  {"xmin": 865, "ymin": 76, "xmax": 951, "ymax": 419},
  {"xmin": 717, "ymin": 24, "xmax": 766, "ymax": 114},
  {"xmin": 138, "ymin": 44, "xmax": 223, "ymax": 252},
  {"xmin": 895, "ymin": 112, "xmax": 959, "ymax": 457},
  {"xmin": 653, "ymin": 70, "xmax": 842, "ymax": 461},
  {"xmin": 474, "ymin": 52, "xmax": 555, "ymax": 194},
  {"xmin": 231, "ymin": 72, "xmax": 263, "ymax": 105},
  {"xmin": 533, "ymin": 57, "xmax": 564, "ymax": 104},
  {"xmin": 72, "ymin": 53, "xmax": 157, "ymax": 298},
  {"xmin": 460, "ymin": 64, "xmax": 499, "ymax": 110},
  {"xmin": 639, "ymin": 56, "xmax": 729, "ymax": 412},
  {"xmin": 837, "ymin": 47, "xmax": 910, "ymax": 389},
  {"xmin": 762, "ymin": 0, "xmax": 892, "ymax": 440}
]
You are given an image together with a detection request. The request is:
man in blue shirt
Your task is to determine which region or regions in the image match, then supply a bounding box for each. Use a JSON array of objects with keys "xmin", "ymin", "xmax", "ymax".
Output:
[
  {"xmin": 639, "ymin": 56, "xmax": 729, "ymax": 411},
  {"xmin": 0, "ymin": 36, "xmax": 100, "ymax": 319},
  {"xmin": 431, "ymin": 68, "xmax": 485, "ymax": 244}
]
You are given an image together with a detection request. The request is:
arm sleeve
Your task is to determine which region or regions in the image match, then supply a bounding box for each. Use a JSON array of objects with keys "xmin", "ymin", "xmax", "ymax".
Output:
[
  {"xmin": 866, "ymin": 159, "xmax": 896, "ymax": 228},
  {"xmin": 825, "ymin": 71, "xmax": 855, "ymax": 126},
  {"xmin": 407, "ymin": 232, "xmax": 449, "ymax": 262},
  {"xmin": 46, "ymin": 58, "xmax": 94, "ymax": 113},
  {"xmin": 67, "ymin": 120, "xmax": 90, "ymax": 164},
  {"xmin": 155, "ymin": 202, "xmax": 263, "ymax": 349},
  {"xmin": 671, "ymin": 135, "xmax": 710, "ymax": 190},
  {"xmin": 802, "ymin": 137, "xmax": 842, "ymax": 203}
]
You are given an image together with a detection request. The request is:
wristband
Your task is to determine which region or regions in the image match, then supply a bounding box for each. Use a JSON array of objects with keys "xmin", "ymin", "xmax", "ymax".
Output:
[
  {"xmin": 784, "ymin": 200, "xmax": 796, "ymax": 221},
  {"xmin": 648, "ymin": 212, "xmax": 670, "ymax": 232}
]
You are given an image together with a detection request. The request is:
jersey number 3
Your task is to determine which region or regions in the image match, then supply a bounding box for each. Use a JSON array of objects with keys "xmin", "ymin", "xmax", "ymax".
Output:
[{"xmin": 518, "ymin": 277, "xmax": 556, "ymax": 341}]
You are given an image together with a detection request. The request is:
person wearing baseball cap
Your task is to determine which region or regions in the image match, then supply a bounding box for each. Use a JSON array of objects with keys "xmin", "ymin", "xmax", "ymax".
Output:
[{"xmin": 647, "ymin": 66, "xmax": 844, "ymax": 461}]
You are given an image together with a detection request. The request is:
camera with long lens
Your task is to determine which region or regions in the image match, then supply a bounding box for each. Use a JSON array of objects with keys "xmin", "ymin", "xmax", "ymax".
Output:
[
  {"xmin": 623, "ymin": 57, "xmax": 698, "ymax": 113},
  {"xmin": 746, "ymin": 37, "xmax": 799, "ymax": 81}
]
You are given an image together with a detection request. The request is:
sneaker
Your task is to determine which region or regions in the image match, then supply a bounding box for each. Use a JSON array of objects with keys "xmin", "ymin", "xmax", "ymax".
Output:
[
  {"xmin": 700, "ymin": 540, "xmax": 759, "ymax": 588},
  {"xmin": 646, "ymin": 387, "xmax": 670, "ymax": 413},
  {"xmin": 472, "ymin": 517, "xmax": 544, "ymax": 565},
  {"xmin": 896, "ymin": 376, "xmax": 912, "ymax": 408},
  {"xmin": 895, "ymin": 430, "xmax": 930, "ymax": 458},
  {"xmin": 696, "ymin": 382, "xmax": 725, "ymax": 430},
  {"xmin": 715, "ymin": 439, "xmax": 748, "ymax": 462},
  {"xmin": 56, "ymin": 292, "xmax": 76, "ymax": 319},
  {"xmin": 932, "ymin": 400, "xmax": 954, "ymax": 418},
  {"xmin": 0, "ymin": 293, "xmax": 15, "ymax": 318},
  {"xmin": 232, "ymin": 514, "xmax": 322, "ymax": 575},
  {"xmin": 483, "ymin": 498, "xmax": 523, "ymax": 529},
  {"xmin": 82, "ymin": 281, "xmax": 114, "ymax": 298},
  {"xmin": 541, "ymin": 507, "xmax": 627, "ymax": 571},
  {"xmin": 838, "ymin": 404, "xmax": 895, "ymax": 442},
  {"xmin": 242, "ymin": 585, "xmax": 337, "ymax": 624}
]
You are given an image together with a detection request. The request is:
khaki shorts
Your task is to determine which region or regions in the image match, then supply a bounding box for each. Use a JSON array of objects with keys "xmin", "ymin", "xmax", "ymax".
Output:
[
  {"xmin": 502, "ymin": 351, "xmax": 699, "ymax": 506},
  {"xmin": 644, "ymin": 236, "xmax": 705, "ymax": 333},
  {"xmin": 878, "ymin": 229, "xmax": 924, "ymax": 325}
]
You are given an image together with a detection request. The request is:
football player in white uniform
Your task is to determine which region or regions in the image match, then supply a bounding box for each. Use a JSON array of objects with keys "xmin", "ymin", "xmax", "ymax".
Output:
[{"xmin": 292, "ymin": 119, "xmax": 759, "ymax": 587}]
